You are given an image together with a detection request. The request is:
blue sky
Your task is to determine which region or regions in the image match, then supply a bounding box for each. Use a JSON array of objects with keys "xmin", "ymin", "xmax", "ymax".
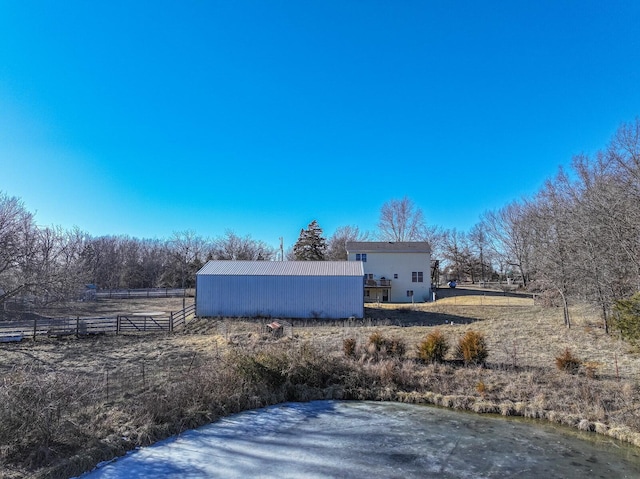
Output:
[{"xmin": 1, "ymin": 1, "xmax": 639, "ymax": 249}]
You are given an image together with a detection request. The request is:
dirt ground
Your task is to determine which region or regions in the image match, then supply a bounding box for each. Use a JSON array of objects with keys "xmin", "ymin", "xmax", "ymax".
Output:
[{"xmin": 6, "ymin": 296, "xmax": 195, "ymax": 318}]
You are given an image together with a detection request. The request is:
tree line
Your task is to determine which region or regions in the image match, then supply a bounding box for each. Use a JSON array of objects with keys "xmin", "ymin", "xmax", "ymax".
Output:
[
  {"xmin": 0, "ymin": 208, "xmax": 277, "ymax": 306},
  {"xmin": 0, "ymin": 190, "xmax": 437, "ymax": 308},
  {"xmin": 438, "ymin": 118, "xmax": 640, "ymax": 330}
]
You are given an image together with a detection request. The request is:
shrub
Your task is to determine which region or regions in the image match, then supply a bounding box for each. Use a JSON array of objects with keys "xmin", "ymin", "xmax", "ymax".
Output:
[
  {"xmin": 232, "ymin": 352, "xmax": 286, "ymax": 387},
  {"xmin": 366, "ymin": 331, "xmax": 406, "ymax": 360},
  {"xmin": 417, "ymin": 329, "xmax": 449, "ymax": 363},
  {"xmin": 343, "ymin": 338, "xmax": 357, "ymax": 358},
  {"xmin": 456, "ymin": 331, "xmax": 488, "ymax": 365},
  {"xmin": 555, "ymin": 348, "xmax": 581, "ymax": 374},
  {"xmin": 612, "ymin": 292, "xmax": 640, "ymax": 343},
  {"xmin": 476, "ymin": 381, "xmax": 487, "ymax": 397},
  {"xmin": 388, "ymin": 338, "xmax": 406, "ymax": 358},
  {"xmin": 368, "ymin": 331, "xmax": 385, "ymax": 350},
  {"xmin": 286, "ymin": 343, "xmax": 341, "ymax": 388},
  {"xmin": 0, "ymin": 370, "xmax": 94, "ymax": 469}
]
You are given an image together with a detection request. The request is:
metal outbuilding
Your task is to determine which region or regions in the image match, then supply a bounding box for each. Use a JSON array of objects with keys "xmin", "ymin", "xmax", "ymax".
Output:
[{"xmin": 195, "ymin": 261, "xmax": 364, "ymax": 319}]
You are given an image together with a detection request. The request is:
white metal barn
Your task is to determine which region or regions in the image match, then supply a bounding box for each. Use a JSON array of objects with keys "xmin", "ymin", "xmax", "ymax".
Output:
[{"xmin": 196, "ymin": 261, "xmax": 364, "ymax": 319}]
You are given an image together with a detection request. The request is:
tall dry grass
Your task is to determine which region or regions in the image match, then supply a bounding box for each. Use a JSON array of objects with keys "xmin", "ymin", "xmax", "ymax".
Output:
[{"xmin": 2, "ymin": 292, "xmax": 640, "ymax": 478}]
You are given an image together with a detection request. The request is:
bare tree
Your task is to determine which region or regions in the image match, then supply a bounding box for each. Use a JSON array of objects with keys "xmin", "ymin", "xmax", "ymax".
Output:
[
  {"xmin": 608, "ymin": 117, "xmax": 640, "ymax": 195},
  {"xmin": 528, "ymin": 172, "xmax": 576, "ymax": 327},
  {"xmin": 378, "ymin": 197, "xmax": 426, "ymax": 242},
  {"xmin": 211, "ymin": 230, "xmax": 276, "ymax": 261},
  {"xmin": 81, "ymin": 236, "xmax": 124, "ymax": 289},
  {"xmin": 326, "ymin": 225, "xmax": 370, "ymax": 260},
  {"xmin": 441, "ymin": 229, "xmax": 468, "ymax": 282},
  {"xmin": 493, "ymin": 120, "xmax": 640, "ymax": 332},
  {"xmin": 167, "ymin": 231, "xmax": 208, "ymax": 288},
  {"xmin": 0, "ymin": 193, "xmax": 34, "ymax": 277},
  {"xmin": 482, "ymin": 200, "xmax": 535, "ymax": 287},
  {"xmin": 138, "ymin": 239, "xmax": 168, "ymax": 288},
  {"xmin": 566, "ymin": 153, "xmax": 638, "ymax": 333},
  {"xmin": 0, "ymin": 193, "xmax": 38, "ymax": 303},
  {"xmin": 468, "ymin": 222, "xmax": 493, "ymax": 284},
  {"xmin": 34, "ymin": 227, "xmax": 89, "ymax": 303}
]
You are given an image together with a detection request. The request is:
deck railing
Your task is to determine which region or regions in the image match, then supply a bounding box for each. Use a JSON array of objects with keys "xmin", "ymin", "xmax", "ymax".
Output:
[{"xmin": 364, "ymin": 279, "xmax": 391, "ymax": 287}]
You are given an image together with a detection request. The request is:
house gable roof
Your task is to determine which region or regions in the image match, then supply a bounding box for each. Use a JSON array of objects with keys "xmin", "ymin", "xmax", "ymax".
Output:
[{"xmin": 345, "ymin": 241, "xmax": 431, "ymax": 254}]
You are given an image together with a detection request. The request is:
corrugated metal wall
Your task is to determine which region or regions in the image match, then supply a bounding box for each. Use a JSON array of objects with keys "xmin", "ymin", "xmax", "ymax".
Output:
[{"xmin": 196, "ymin": 274, "xmax": 364, "ymax": 319}]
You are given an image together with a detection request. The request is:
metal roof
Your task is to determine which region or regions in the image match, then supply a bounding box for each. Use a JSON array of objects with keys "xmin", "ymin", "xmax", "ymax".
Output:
[
  {"xmin": 196, "ymin": 260, "xmax": 364, "ymax": 277},
  {"xmin": 345, "ymin": 241, "xmax": 431, "ymax": 254}
]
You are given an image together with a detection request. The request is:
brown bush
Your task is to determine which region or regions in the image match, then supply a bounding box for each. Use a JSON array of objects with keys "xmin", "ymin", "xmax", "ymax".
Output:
[
  {"xmin": 368, "ymin": 331, "xmax": 385, "ymax": 350},
  {"xmin": 555, "ymin": 348, "xmax": 581, "ymax": 374},
  {"xmin": 417, "ymin": 329, "xmax": 449, "ymax": 363},
  {"xmin": 456, "ymin": 331, "xmax": 488, "ymax": 365},
  {"xmin": 343, "ymin": 338, "xmax": 357, "ymax": 358},
  {"xmin": 366, "ymin": 331, "xmax": 406, "ymax": 360}
]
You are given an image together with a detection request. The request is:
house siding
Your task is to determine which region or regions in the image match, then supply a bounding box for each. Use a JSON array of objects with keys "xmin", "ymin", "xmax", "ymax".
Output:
[{"xmin": 346, "ymin": 242, "xmax": 432, "ymax": 303}]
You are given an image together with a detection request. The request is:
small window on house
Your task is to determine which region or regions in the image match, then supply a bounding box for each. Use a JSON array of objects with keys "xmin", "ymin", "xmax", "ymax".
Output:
[
  {"xmin": 407, "ymin": 290, "xmax": 414, "ymax": 297},
  {"xmin": 361, "ymin": 253, "xmax": 367, "ymax": 262},
  {"xmin": 366, "ymin": 273, "xmax": 374, "ymax": 279},
  {"xmin": 356, "ymin": 253, "xmax": 361, "ymax": 261},
  {"xmin": 394, "ymin": 274, "xmax": 398, "ymax": 279},
  {"xmin": 412, "ymin": 272, "xmax": 424, "ymax": 283}
]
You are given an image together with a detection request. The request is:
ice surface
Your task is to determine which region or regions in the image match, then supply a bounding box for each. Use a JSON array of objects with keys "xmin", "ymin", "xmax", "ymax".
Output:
[{"xmin": 77, "ymin": 401, "xmax": 640, "ymax": 478}]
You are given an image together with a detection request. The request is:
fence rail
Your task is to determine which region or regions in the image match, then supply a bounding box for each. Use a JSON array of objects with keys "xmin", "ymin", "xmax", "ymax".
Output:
[
  {"xmin": 95, "ymin": 288, "xmax": 193, "ymax": 299},
  {"xmin": 171, "ymin": 303, "xmax": 196, "ymax": 330},
  {"xmin": 0, "ymin": 305, "xmax": 198, "ymax": 342}
]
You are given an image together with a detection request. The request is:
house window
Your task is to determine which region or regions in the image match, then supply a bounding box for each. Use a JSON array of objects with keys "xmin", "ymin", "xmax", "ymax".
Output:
[
  {"xmin": 407, "ymin": 290, "xmax": 414, "ymax": 297},
  {"xmin": 365, "ymin": 290, "xmax": 370, "ymax": 297},
  {"xmin": 366, "ymin": 273, "xmax": 374, "ymax": 280},
  {"xmin": 412, "ymin": 272, "xmax": 424, "ymax": 283},
  {"xmin": 355, "ymin": 253, "xmax": 367, "ymax": 262},
  {"xmin": 394, "ymin": 274, "xmax": 398, "ymax": 279}
]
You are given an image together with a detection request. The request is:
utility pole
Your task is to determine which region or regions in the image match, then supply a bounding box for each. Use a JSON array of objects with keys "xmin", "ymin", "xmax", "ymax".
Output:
[
  {"xmin": 480, "ymin": 245, "xmax": 485, "ymax": 285},
  {"xmin": 279, "ymin": 237, "xmax": 284, "ymax": 261}
]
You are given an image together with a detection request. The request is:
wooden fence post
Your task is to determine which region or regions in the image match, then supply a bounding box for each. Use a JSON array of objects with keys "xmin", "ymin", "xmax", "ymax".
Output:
[
  {"xmin": 170, "ymin": 312, "xmax": 173, "ymax": 332},
  {"xmin": 116, "ymin": 315, "xmax": 120, "ymax": 334},
  {"xmin": 33, "ymin": 317, "xmax": 37, "ymax": 341},
  {"xmin": 76, "ymin": 316, "xmax": 80, "ymax": 338}
]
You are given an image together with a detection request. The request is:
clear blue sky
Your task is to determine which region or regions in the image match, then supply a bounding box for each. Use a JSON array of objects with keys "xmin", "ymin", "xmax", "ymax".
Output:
[{"xmin": 1, "ymin": 1, "xmax": 639, "ymax": 249}]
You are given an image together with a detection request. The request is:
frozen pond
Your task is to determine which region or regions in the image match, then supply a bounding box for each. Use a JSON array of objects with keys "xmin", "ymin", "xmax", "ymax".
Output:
[{"xmin": 79, "ymin": 401, "xmax": 640, "ymax": 478}]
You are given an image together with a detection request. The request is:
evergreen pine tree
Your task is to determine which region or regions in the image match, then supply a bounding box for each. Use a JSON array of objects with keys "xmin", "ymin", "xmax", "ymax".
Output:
[{"xmin": 293, "ymin": 220, "xmax": 327, "ymax": 260}]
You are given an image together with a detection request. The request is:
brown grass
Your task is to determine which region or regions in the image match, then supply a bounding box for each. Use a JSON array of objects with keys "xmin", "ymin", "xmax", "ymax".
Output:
[{"xmin": 2, "ymin": 291, "xmax": 640, "ymax": 478}]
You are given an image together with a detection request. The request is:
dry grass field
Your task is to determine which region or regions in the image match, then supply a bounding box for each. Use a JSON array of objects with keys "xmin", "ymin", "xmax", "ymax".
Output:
[{"xmin": 2, "ymin": 288, "xmax": 640, "ymax": 478}]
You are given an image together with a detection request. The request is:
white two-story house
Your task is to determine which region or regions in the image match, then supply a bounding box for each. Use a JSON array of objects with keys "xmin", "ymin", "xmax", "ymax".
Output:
[{"xmin": 346, "ymin": 242, "xmax": 432, "ymax": 303}]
